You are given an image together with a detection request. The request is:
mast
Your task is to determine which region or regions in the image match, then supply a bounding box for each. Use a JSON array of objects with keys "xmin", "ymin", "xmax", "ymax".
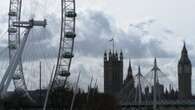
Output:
[
  {"xmin": 39, "ymin": 61, "xmax": 42, "ymax": 104},
  {"xmin": 70, "ymin": 72, "xmax": 81, "ymax": 110},
  {"xmin": 153, "ymin": 58, "xmax": 157, "ymax": 110},
  {"xmin": 43, "ymin": 66, "xmax": 55, "ymax": 110},
  {"xmin": 87, "ymin": 76, "xmax": 93, "ymax": 103}
]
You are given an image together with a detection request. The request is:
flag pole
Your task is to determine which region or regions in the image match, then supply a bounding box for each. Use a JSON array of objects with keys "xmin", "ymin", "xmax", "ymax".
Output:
[
  {"xmin": 113, "ymin": 38, "xmax": 114, "ymax": 53},
  {"xmin": 70, "ymin": 72, "xmax": 81, "ymax": 110}
]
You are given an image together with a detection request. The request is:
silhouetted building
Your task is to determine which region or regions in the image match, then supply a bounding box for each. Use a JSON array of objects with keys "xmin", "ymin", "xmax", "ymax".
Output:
[
  {"xmin": 123, "ymin": 60, "xmax": 135, "ymax": 101},
  {"xmin": 151, "ymin": 82, "xmax": 164, "ymax": 100},
  {"xmin": 124, "ymin": 59, "xmax": 134, "ymax": 88},
  {"xmin": 178, "ymin": 43, "xmax": 192, "ymax": 99},
  {"xmin": 135, "ymin": 66, "xmax": 143, "ymax": 103},
  {"xmin": 104, "ymin": 50, "xmax": 123, "ymax": 96}
]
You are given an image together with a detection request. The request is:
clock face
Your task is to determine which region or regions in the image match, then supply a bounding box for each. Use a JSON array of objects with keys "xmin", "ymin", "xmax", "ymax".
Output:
[
  {"xmin": 184, "ymin": 65, "xmax": 191, "ymax": 72},
  {"xmin": 178, "ymin": 65, "xmax": 191, "ymax": 74}
]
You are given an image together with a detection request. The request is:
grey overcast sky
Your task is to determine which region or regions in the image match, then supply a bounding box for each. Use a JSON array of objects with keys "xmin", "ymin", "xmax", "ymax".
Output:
[{"xmin": 0, "ymin": 0, "xmax": 195, "ymax": 93}]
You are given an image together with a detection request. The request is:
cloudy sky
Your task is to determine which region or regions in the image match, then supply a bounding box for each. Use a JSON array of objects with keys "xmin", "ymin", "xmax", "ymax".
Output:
[{"xmin": 0, "ymin": 0, "xmax": 195, "ymax": 94}]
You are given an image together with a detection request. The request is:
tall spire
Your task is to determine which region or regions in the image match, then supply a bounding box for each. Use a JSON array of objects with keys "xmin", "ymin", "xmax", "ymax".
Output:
[
  {"xmin": 179, "ymin": 42, "xmax": 191, "ymax": 65},
  {"xmin": 128, "ymin": 59, "xmax": 132, "ymax": 73},
  {"xmin": 120, "ymin": 50, "xmax": 123, "ymax": 61},
  {"xmin": 182, "ymin": 41, "xmax": 188, "ymax": 55},
  {"xmin": 178, "ymin": 42, "xmax": 192, "ymax": 99},
  {"xmin": 135, "ymin": 65, "xmax": 142, "ymax": 104},
  {"xmin": 138, "ymin": 66, "xmax": 141, "ymax": 75},
  {"xmin": 154, "ymin": 57, "xmax": 157, "ymax": 67},
  {"xmin": 104, "ymin": 50, "xmax": 107, "ymax": 61},
  {"xmin": 152, "ymin": 57, "xmax": 160, "ymax": 71},
  {"xmin": 124, "ymin": 59, "xmax": 133, "ymax": 84},
  {"xmin": 136, "ymin": 66, "xmax": 143, "ymax": 78}
]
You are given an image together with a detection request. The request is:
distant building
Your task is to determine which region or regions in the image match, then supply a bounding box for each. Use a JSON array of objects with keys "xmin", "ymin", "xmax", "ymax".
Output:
[
  {"xmin": 178, "ymin": 43, "xmax": 192, "ymax": 99},
  {"xmin": 104, "ymin": 50, "xmax": 123, "ymax": 95},
  {"xmin": 123, "ymin": 59, "xmax": 134, "ymax": 87},
  {"xmin": 123, "ymin": 60, "xmax": 135, "ymax": 101},
  {"xmin": 104, "ymin": 43, "xmax": 193, "ymax": 101}
]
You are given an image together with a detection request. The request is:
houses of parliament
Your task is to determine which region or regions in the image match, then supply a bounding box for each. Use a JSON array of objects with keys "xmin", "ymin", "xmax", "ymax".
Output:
[{"xmin": 104, "ymin": 43, "xmax": 194, "ymax": 100}]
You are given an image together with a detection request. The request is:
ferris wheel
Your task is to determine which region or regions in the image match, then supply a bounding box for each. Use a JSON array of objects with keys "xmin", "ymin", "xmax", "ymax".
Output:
[
  {"xmin": 7, "ymin": 0, "xmax": 28, "ymax": 96},
  {"xmin": 0, "ymin": 0, "xmax": 46, "ymax": 100},
  {"xmin": 52, "ymin": 0, "xmax": 77, "ymax": 88},
  {"xmin": 0, "ymin": 0, "xmax": 76, "ymax": 101},
  {"xmin": 43, "ymin": 0, "xmax": 77, "ymax": 108}
]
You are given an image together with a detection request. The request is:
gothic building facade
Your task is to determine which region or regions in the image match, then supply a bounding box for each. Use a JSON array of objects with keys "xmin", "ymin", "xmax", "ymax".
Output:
[
  {"xmin": 178, "ymin": 43, "xmax": 192, "ymax": 99},
  {"xmin": 104, "ymin": 50, "xmax": 123, "ymax": 95},
  {"xmin": 104, "ymin": 43, "xmax": 193, "ymax": 101}
]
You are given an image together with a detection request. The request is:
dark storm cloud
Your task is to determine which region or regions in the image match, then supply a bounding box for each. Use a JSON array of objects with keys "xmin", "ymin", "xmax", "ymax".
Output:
[
  {"xmin": 22, "ymin": 13, "xmax": 60, "ymax": 61},
  {"xmin": 0, "ymin": 10, "xmax": 174, "ymax": 62},
  {"xmin": 75, "ymin": 11, "xmax": 112, "ymax": 56},
  {"xmin": 118, "ymin": 35, "xmax": 173, "ymax": 58},
  {"xmin": 75, "ymin": 10, "xmax": 173, "ymax": 58}
]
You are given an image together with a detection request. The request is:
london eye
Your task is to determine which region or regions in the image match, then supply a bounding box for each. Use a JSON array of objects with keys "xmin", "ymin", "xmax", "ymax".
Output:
[{"xmin": 0, "ymin": 0, "xmax": 77, "ymax": 104}]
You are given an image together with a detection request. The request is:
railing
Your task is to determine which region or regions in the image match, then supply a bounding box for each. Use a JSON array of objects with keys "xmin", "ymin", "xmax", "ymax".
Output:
[{"xmin": 121, "ymin": 100, "xmax": 195, "ymax": 108}]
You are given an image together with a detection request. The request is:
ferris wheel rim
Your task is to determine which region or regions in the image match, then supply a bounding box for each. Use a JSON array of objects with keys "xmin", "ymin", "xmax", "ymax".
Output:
[
  {"xmin": 8, "ymin": 0, "xmax": 30, "ymax": 97},
  {"xmin": 52, "ymin": 0, "xmax": 76, "ymax": 88}
]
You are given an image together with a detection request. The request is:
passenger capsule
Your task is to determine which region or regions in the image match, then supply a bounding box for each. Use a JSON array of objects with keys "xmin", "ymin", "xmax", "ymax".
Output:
[
  {"xmin": 8, "ymin": 11, "xmax": 17, "ymax": 16},
  {"xmin": 62, "ymin": 52, "xmax": 74, "ymax": 58},
  {"xmin": 8, "ymin": 27, "xmax": 17, "ymax": 33},
  {"xmin": 65, "ymin": 32, "xmax": 76, "ymax": 38},
  {"xmin": 65, "ymin": 11, "xmax": 77, "ymax": 18},
  {"xmin": 13, "ymin": 74, "xmax": 21, "ymax": 80},
  {"xmin": 9, "ymin": 42, "xmax": 17, "ymax": 49},
  {"xmin": 59, "ymin": 70, "xmax": 70, "ymax": 77}
]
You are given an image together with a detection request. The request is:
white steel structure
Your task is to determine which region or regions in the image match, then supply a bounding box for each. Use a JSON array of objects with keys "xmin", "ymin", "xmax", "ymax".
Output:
[
  {"xmin": 7, "ymin": 0, "xmax": 27, "ymax": 95},
  {"xmin": 52, "ymin": 0, "xmax": 76, "ymax": 88},
  {"xmin": 0, "ymin": 0, "xmax": 47, "ymax": 99},
  {"xmin": 43, "ymin": 0, "xmax": 76, "ymax": 107},
  {"xmin": 0, "ymin": 19, "xmax": 47, "ymax": 98}
]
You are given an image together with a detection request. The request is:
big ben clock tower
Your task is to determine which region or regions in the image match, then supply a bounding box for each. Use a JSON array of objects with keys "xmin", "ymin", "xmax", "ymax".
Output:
[{"xmin": 178, "ymin": 43, "xmax": 192, "ymax": 99}]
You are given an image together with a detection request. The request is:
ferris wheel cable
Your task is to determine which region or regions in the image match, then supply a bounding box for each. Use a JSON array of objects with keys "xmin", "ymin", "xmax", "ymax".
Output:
[
  {"xmin": 158, "ymin": 71, "xmax": 174, "ymax": 86},
  {"xmin": 22, "ymin": 40, "xmax": 53, "ymax": 86},
  {"xmin": 33, "ymin": 28, "xmax": 56, "ymax": 65},
  {"xmin": 0, "ymin": 29, "xmax": 8, "ymax": 39},
  {"xmin": 0, "ymin": 47, "xmax": 8, "ymax": 57},
  {"xmin": 0, "ymin": 29, "xmax": 31, "ymax": 95},
  {"xmin": 22, "ymin": 37, "xmax": 32, "ymax": 61},
  {"xmin": 21, "ymin": 30, "xmax": 34, "ymax": 62},
  {"xmin": 35, "ymin": 38, "xmax": 56, "ymax": 70},
  {"xmin": 43, "ymin": 65, "xmax": 55, "ymax": 110},
  {"xmin": 0, "ymin": 49, "xmax": 9, "ymax": 79},
  {"xmin": 22, "ymin": 29, "xmax": 50, "ymax": 64},
  {"xmin": 0, "ymin": 55, "xmax": 9, "ymax": 74},
  {"xmin": 23, "ymin": 29, "xmax": 43, "ymax": 61}
]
